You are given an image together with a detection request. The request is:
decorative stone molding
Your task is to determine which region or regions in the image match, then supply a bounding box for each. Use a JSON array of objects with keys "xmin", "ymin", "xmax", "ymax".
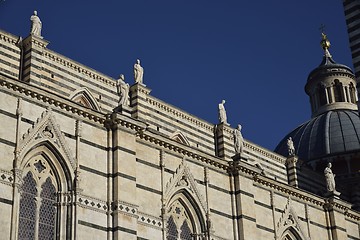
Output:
[
  {"xmin": 0, "ymin": 75, "xmax": 105, "ymax": 124},
  {"xmin": 276, "ymin": 197, "xmax": 309, "ymax": 240},
  {"xmin": 77, "ymin": 194, "xmax": 108, "ymax": 213},
  {"xmin": 111, "ymin": 200, "xmax": 138, "ymax": 218},
  {"xmin": 170, "ymin": 130, "xmax": 191, "ymax": 146},
  {"xmin": 22, "ymin": 35, "xmax": 49, "ymax": 49},
  {"xmin": 0, "ymin": 31, "xmax": 21, "ymax": 45},
  {"xmin": 0, "ymin": 169, "xmax": 14, "ymax": 186},
  {"xmin": 43, "ymin": 50, "xmax": 116, "ymax": 87},
  {"xmin": 137, "ymin": 130, "xmax": 228, "ymax": 170},
  {"xmin": 164, "ymin": 159, "xmax": 207, "ymax": 213},
  {"xmin": 138, "ymin": 211, "xmax": 162, "ymax": 229},
  {"xmin": 105, "ymin": 113, "xmax": 145, "ymax": 132},
  {"xmin": 244, "ymin": 141, "xmax": 286, "ymax": 164},
  {"xmin": 69, "ymin": 87, "xmax": 101, "ymax": 111},
  {"xmin": 254, "ymin": 175, "xmax": 325, "ymax": 207},
  {"xmin": 18, "ymin": 108, "xmax": 76, "ymax": 170},
  {"xmin": 146, "ymin": 97, "xmax": 214, "ymax": 132}
]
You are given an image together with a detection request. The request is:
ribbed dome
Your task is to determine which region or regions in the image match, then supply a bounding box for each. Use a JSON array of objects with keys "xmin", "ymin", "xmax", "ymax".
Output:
[{"xmin": 275, "ymin": 110, "xmax": 360, "ymax": 161}]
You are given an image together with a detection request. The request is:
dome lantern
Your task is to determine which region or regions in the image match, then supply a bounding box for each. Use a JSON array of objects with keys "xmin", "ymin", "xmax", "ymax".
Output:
[{"xmin": 305, "ymin": 33, "xmax": 357, "ymax": 118}]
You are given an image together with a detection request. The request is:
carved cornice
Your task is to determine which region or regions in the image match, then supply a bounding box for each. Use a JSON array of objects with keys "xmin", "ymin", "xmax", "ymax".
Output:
[
  {"xmin": 105, "ymin": 113, "xmax": 145, "ymax": 132},
  {"xmin": 345, "ymin": 211, "xmax": 360, "ymax": 221},
  {"xmin": 0, "ymin": 75, "xmax": 105, "ymax": 125},
  {"xmin": 43, "ymin": 50, "xmax": 116, "ymax": 87},
  {"xmin": 146, "ymin": 97, "xmax": 214, "ymax": 132},
  {"xmin": 136, "ymin": 130, "xmax": 229, "ymax": 171},
  {"xmin": 0, "ymin": 31, "xmax": 19, "ymax": 45},
  {"xmin": 254, "ymin": 175, "xmax": 325, "ymax": 207},
  {"xmin": 245, "ymin": 141, "xmax": 286, "ymax": 164},
  {"xmin": 22, "ymin": 35, "xmax": 49, "ymax": 49}
]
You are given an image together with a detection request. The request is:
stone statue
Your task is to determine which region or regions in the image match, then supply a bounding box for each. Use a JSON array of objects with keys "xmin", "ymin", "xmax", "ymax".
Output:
[
  {"xmin": 218, "ymin": 100, "xmax": 227, "ymax": 124},
  {"xmin": 233, "ymin": 124, "xmax": 244, "ymax": 154},
  {"xmin": 30, "ymin": 10, "xmax": 42, "ymax": 38},
  {"xmin": 134, "ymin": 59, "xmax": 144, "ymax": 84},
  {"xmin": 324, "ymin": 162, "xmax": 336, "ymax": 192},
  {"xmin": 116, "ymin": 74, "xmax": 130, "ymax": 106},
  {"xmin": 287, "ymin": 137, "xmax": 295, "ymax": 156}
]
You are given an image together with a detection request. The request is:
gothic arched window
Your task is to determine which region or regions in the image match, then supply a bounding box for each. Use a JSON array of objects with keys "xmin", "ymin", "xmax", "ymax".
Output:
[
  {"xmin": 166, "ymin": 199, "xmax": 195, "ymax": 240},
  {"xmin": 18, "ymin": 157, "xmax": 58, "ymax": 240}
]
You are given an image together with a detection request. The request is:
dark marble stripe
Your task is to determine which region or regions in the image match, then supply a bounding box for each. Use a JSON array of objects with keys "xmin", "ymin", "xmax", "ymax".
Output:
[
  {"xmin": 0, "ymin": 67, "xmax": 18, "ymax": 78},
  {"xmin": 238, "ymin": 214, "xmax": 256, "ymax": 222},
  {"xmin": 80, "ymin": 164, "xmax": 136, "ymax": 181},
  {"xmin": 256, "ymin": 224, "xmax": 274, "ymax": 233},
  {"xmin": 0, "ymin": 138, "xmax": 15, "ymax": 147},
  {"xmin": 78, "ymin": 220, "xmax": 137, "ymax": 235},
  {"xmin": 0, "ymin": 42, "xmax": 21, "ymax": 54},
  {"xmin": 113, "ymin": 146, "xmax": 136, "ymax": 155},
  {"xmin": 0, "ymin": 197, "xmax": 13, "ymax": 205},
  {"xmin": 348, "ymin": 234, "xmax": 360, "ymax": 240},
  {"xmin": 254, "ymin": 200, "xmax": 272, "ymax": 210},
  {"xmin": 113, "ymin": 172, "xmax": 136, "ymax": 182},
  {"xmin": 210, "ymin": 208, "xmax": 233, "ymax": 219},
  {"xmin": 209, "ymin": 184, "xmax": 230, "ymax": 194},
  {"xmin": 233, "ymin": 189, "xmax": 254, "ymax": 198},
  {"xmin": 309, "ymin": 220, "xmax": 327, "ymax": 229},
  {"xmin": 113, "ymin": 226, "xmax": 137, "ymax": 235},
  {"xmin": 78, "ymin": 220, "xmax": 108, "ymax": 232},
  {"xmin": 80, "ymin": 138, "xmax": 107, "ymax": 151},
  {"xmin": 0, "ymin": 49, "xmax": 20, "ymax": 61},
  {"xmin": 136, "ymin": 158, "xmax": 160, "ymax": 170},
  {"xmin": 0, "ymin": 108, "xmax": 16, "ymax": 119},
  {"xmin": 136, "ymin": 183, "xmax": 162, "ymax": 195},
  {"xmin": 80, "ymin": 165, "xmax": 107, "ymax": 178},
  {"xmin": 137, "ymin": 237, "xmax": 149, "ymax": 240}
]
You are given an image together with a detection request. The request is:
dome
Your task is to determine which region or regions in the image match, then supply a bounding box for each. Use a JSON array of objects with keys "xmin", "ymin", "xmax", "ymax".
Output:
[{"xmin": 275, "ymin": 110, "xmax": 360, "ymax": 161}]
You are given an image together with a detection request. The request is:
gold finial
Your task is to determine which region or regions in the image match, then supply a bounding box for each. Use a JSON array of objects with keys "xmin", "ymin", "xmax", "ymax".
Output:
[
  {"xmin": 319, "ymin": 24, "xmax": 331, "ymax": 51},
  {"xmin": 320, "ymin": 32, "xmax": 331, "ymax": 51}
]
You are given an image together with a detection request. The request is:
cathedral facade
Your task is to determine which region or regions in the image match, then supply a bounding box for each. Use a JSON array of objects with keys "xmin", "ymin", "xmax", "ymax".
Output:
[{"xmin": 0, "ymin": 13, "xmax": 359, "ymax": 240}]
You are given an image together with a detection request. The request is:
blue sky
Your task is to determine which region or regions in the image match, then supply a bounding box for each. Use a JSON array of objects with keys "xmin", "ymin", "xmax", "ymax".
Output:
[{"xmin": 0, "ymin": 0, "xmax": 352, "ymax": 151}]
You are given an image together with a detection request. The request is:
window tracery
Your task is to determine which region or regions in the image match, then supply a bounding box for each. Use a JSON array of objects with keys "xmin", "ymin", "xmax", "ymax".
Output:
[
  {"xmin": 166, "ymin": 200, "xmax": 194, "ymax": 240},
  {"xmin": 18, "ymin": 157, "xmax": 58, "ymax": 240}
]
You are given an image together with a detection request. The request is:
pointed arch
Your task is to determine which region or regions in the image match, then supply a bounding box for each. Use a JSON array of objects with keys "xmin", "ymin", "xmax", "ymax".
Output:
[
  {"xmin": 164, "ymin": 160, "xmax": 207, "ymax": 239},
  {"xmin": 170, "ymin": 131, "xmax": 190, "ymax": 146},
  {"xmin": 17, "ymin": 141, "xmax": 74, "ymax": 240},
  {"xmin": 15, "ymin": 109, "xmax": 75, "ymax": 240},
  {"xmin": 165, "ymin": 190, "xmax": 207, "ymax": 239},
  {"xmin": 18, "ymin": 109, "xmax": 76, "ymax": 171},
  {"xmin": 281, "ymin": 227, "xmax": 303, "ymax": 240},
  {"xmin": 69, "ymin": 87, "xmax": 100, "ymax": 111},
  {"xmin": 20, "ymin": 142, "xmax": 74, "ymax": 189},
  {"xmin": 276, "ymin": 198, "xmax": 309, "ymax": 240}
]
